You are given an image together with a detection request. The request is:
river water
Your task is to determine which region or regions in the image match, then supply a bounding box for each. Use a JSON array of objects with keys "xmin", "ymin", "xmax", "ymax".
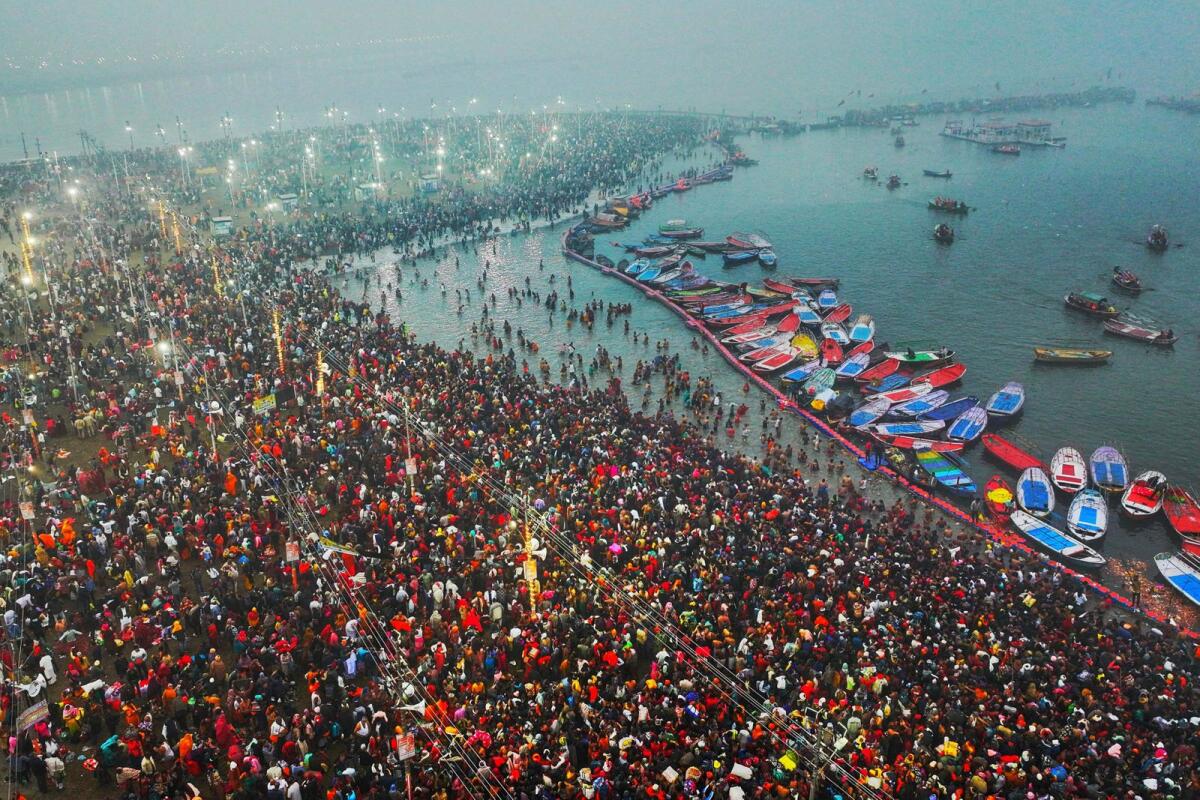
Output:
[{"xmin": 337, "ymin": 100, "xmax": 1199, "ymax": 605}]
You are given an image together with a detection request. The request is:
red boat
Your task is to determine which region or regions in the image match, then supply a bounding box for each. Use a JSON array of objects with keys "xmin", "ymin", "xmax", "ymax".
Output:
[
  {"xmin": 821, "ymin": 338, "xmax": 844, "ymax": 365},
  {"xmin": 912, "ymin": 362, "xmax": 967, "ymax": 389},
  {"xmin": 1164, "ymin": 488, "xmax": 1200, "ymax": 550},
  {"xmin": 984, "ymin": 475, "xmax": 1016, "ymax": 521},
  {"xmin": 855, "ymin": 358, "xmax": 901, "ymax": 384},
  {"xmin": 872, "ymin": 433, "xmax": 965, "ymax": 453},
  {"xmin": 823, "ymin": 303, "xmax": 853, "ymax": 324},
  {"xmin": 847, "ymin": 340, "xmax": 876, "ymax": 358},
  {"xmin": 1103, "ymin": 317, "xmax": 1178, "ymax": 346},
  {"xmin": 981, "ymin": 433, "xmax": 1044, "ymax": 473}
]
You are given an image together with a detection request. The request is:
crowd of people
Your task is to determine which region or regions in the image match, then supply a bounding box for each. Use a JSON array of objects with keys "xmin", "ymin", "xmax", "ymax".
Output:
[{"xmin": 0, "ymin": 112, "xmax": 1196, "ymax": 800}]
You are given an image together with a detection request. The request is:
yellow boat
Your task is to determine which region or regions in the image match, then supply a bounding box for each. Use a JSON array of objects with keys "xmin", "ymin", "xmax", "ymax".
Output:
[
  {"xmin": 792, "ymin": 332, "xmax": 819, "ymax": 359},
  {"xmin": 1033, "ymin": 347, "xmax": 1112, "ymax": 364}
]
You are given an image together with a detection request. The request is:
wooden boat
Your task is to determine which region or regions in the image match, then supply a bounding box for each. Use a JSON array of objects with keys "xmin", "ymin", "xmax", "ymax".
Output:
[
  {"xmin": 762, "ymin": 278, "xmax": 809, "ymax": 297},
  {"xmin": 847, "ymin": 339, "xmax": 877, "ymax": 358},
  {"xmin": 796, "ymin": 304, "xmax": 823, "ymax": 327},
  {"xmin": 1103, "ymin": 317, "xmax": 1178, "ymax": 346},
  {"xmin": 595, "ymin": 255, "xmax": 616, "ymax": 269},
  {"xmin": 1164, "ymin": 487, "xmax": 1200, "ymax": 539},
  {"xmin": 1154, "ymin": 552, "xmax": 1200, "ymax": 608},
  {"xmin": 1089, "ymin": 446, "xmax": 1129, "ymax": 494},
  {"xmin": 1064, "ymin": 291, "xmax": 1120, "ymax": 318},
  {"xmin": 723, "ymin": 320, "xmax": 777, "ymax": 342},
  {"xmin": 985, "ymin": 381, "xmax": 1025, "ymax": 418},
  {"xmin": 723, "ymin": 250, "xmax": 759, "ymax": 266},
  {"xmin": 757, "ymin": 250, "xmax": 778, "ymax": 268},
  {"xmin": 984, "ymin": 476, "xmax": 1015, "ymax": 521},
  {"xmin": 890, "ymin": 389, "xmax": 949, "ymax": 418},
  {"xmin": 752, "ymin": 348, "xmax": 804, "ymax": 373},
  {"xmin": 734, "ymin": 332, "xmax": 792, "ymax": 354},
  {"xmin": 849, "ymin": 396, "xmax": 892, "ymax": 427},
  {"xmin": 727, "ymin": 232, "xmax": 772, "ymax": 250},
  {"xmin": 1017, "ymin": 467, "xmax": 1055, "ymax": 518},
  {"xmin": 1010, "ymin": 510, "xmax": 1106, "ymax": 570},
  {"xmin": 875, "ymin": 381, "xmax": 934, "ymax": 405},
  {"xmin": 1033, "ymin": 347, "xmax": 1112, "ymax": 364},
  {"xmin": 873, "ymin": 433, "xmax": 966, "ymax": 453},
  {"xmin": 1121, "ymin": 470, "xmax": 1167, "ymax": 517},
  {"xmin": 915, "ymin": 450, "xmax": 977, "ymax": 495},
  {"xmin": 932, "ymin": 223, "xmax": 955, "ymax": 243},
  {"xmin": 834, "ymin": 352, "xmax": 871, "ymax": 381},
  {"xmin": 868, "ymin": 420, "xmax": 946, "ymax": 437},
  {"xmin": 981, "ymin": 433, "xmax": 1044, "ymax": 473},
  {"xmin": 692, "ymin": 241, "xmax": 736, "ymax": 253},
  {"xmin": 848, "ymin": 315, "xmax": 875, "ymax": 343},
  {"xmin": 887, "ymin": 174, "xmax": 901, "ymax": 189},
  {"xmin": 816, "ymin": 289, "xmax": 837, "ymax": 310},
  {"xmin": 659, "ymin": 219, "xmax": 702, "ymax": 235},
  {"xmin": 864, "ymin": 374, "xmax": 911, "ymax": 394},
  {"xmin": 947, "ymin": 406, "xmax": 988, "ymax": 443},
  {"xmin": 800, "ymin": 367, "xmax": 837, "ymax": 396},
  {"xmin": 784, "ymin": 276, "xmax": 840, "ymax": 289},
  {"xmin": 992, "ymin": 144, "xmax": 1021, "ymax": 155},
  {"xmin": 791, "ymin": 331, "xmax": 819, "ymax": 359},
  {"xmin": 1147, "ymin": 224, "xmax": 1169, "ymax": 252},
  {"xmin": 886, "ymin": 347, "xmax": 955, "ymax": 367},
  {"xmin": 912, "ymin": 362, "xmax": 966, "ymax": 389},
  {"xmin": 1111, "ymin": 268, "xmax": 1142, "ymax": 293},
  {"xmin": 739, "ymin": 341, "xmax": 791, "ymax": 362},
  {"xmin": 928, "ymin": 197, "xmax": 969, "ymax": 214},
  {"xmin": 923, "ymin": 169, "xmax": 952, "ymax": 178},
  {"xmin": 780, "ymin": 358, "xmax": 823, "ymax": 383},
  {"xmin": 775, "ymin": 314, "xmax": 802, "ymax": 334},
  {"xmin": 855, "ymin": 358, "xmax": 901, "ymax": 384},
  {"xmin": 918, "ymin": 395, "xmax": 979, "ymax": 422},
  {"xmin": 1067, "ymin": 489, "xmax": 1108, "ymax": 542},
  {"xmin": 823, "ymin": 303, "xmax": 853, "ymax": 324},
  {"xmin": 659, "ymin": 227, "xmax": 703, "ymax": 239},
  {"xmin": 820, "ymin": 322, "xmax": 850, "ymax": 344},
  {"xmin": 820, "ymin": 337, "xmax": 844, "ymax": 365},
  {"xmin": 1050, "ymin": 447, "xmax": 1088, "ymax": 494}
]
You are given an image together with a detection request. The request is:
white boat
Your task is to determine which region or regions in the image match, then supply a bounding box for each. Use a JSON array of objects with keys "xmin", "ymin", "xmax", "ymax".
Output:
[
  {"xmin": 1050, "ymin": 447, "xmax": 1088, "ymax": 494},
  {"xmin": 820, "ymin": 322, "xmax": 850, "ymax": 345},
  {"xmin": 866, "ymin": 419, "xmax": 946, "ymax": 437},
  {"xmin": 848, "ymin": 314, "xmax": 875, "ymax": 343},
  {"xmin": 890, "ymin": 389, "xmax": 949, "ymax": 418},
  {"xmin": 1067, "ymin": 489, "xmax": 1108, "ymax": 542},
  {"xmin": 1155, "ymin": 553, "xmax": 1200, "ymax": 608},
  {"xmin": 1017, "ymin": 466, "xmax": 1055, "ymax": 518},
  {"xmin": 1010, "ymin": 510, "xmax": 1106, "ymax": 570},
  {"xmin": 1121, "ymin": 470, "xmax": 1167, "ymax": 517}
]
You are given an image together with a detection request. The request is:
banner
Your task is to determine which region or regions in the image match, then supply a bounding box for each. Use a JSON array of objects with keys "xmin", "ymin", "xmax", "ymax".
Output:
[
  {"xmin": 17, "ymin": 700, "xmax": 48, "ymax": 732},
  {"xmin": 252, "ymin": 394, "xmax": 277, "ymax": 416}
]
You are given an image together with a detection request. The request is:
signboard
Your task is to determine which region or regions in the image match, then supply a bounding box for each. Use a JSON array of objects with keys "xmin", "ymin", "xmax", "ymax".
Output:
[
  {"xmin": 17, "ymin": 700, "xmax": 48, "ymax": 732},
  {"xmin": 18, "ymin": 502, "xmax": 35, "ymax": 521},
  {"xmin": 285, "ymin": 541, "xmax": 301, "ymax": 563},
  {"xmin": 212, "ymin": 216, "xmax": 233, "ymax": 238},
  {"xmin": 523, "ymin": 559, "xmax": 538, "ymax": 581},
  {"xmin": 404, "ymin": 457, "xmax": 417, "ymax": 476},
  {"xmin": 276, "ymin": 193, "xmax": 299, "ymax": 212},
  {"xmin": 252, "ymin": 394, "xmax": 277, "ymax": 416},
  {"xmin": 174, "ymin": 370, "xmax": 185, "ymax": 387},
  {"xmin": 396, "ymin": 733, "xmax": 416, "ymax": 761}
]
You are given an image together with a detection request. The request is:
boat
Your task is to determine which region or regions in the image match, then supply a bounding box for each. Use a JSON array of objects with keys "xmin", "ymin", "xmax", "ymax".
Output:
[
  {"xmin": 1033, "ymin": 347, "xmax": 1112, "ymax": 364},
  {"xmin": 1121, "ymin": 470, "xmax": 1167, "ymax": 517},
  {"xmin": 1111, "ymin": 268, "xmax": 1142, "ymax": 293},
  {"xmin": 659, "ymin": 219, "xmax": 702, "ymax": 236},
  {"xmin": 1049, "ymin": 447, "xmax": 1088, "ymax": 494},
  {"xmin": 1009, "ymin": 510, "xmax": 1106, "ymax": 570},
  {"xmin": 834, "ymin": 352, "xmax": 871, "ymax": 381},
  {"xmin": 985, "ymin": 381, "xmax": 1025, "ymax": 418},
  {"xmin": 1017, "ymin": 467, "xmax": 1055, "ymax": 518},
  {"xmin": 723, "ymin": 250, "xmax": 759, "ymax": 266},
  {"xmin": 820, "ymin": 322, "xmax": 850, "ymax": 345},
  {"xmin": 783, "ymin": 276, "xmax": 840, "ymax": 289},
  {"xmin": 984, "ymin": 476, "xmax": 1015, "ymax": 521},
  {"xmin": 816, "ymin": 289, "xmax": 837, "ymax": 310},
  {"xmin": 894, "ymin": 135, "xmax": 905, "ymax": 148},
  {"xmin": 917, "ymin": 395, "xmax": 979, "ymax": 422},
  {"xmin": 691, "ymin": 241, "xmax": 736, "ymax": 253},
  {"xmin": 751, "ymin": 348, "xmax": 804, "ymax": 374},
  {"xmin": 992, "ymin": 144, "xmax": 1021, "ymax": 155},
  {"xmin": 791, "ymin": 331, "xmax": 819, "ymax": 359},
  {"xmin": 923, "ymin": 169, "xmax": 952, "ymax": 178},
  {"xmin": 915, "ymin": 449, "xmax": 977, "ymax": 495},
  {"xmin": 1164, "ymin": 487, "xmax": 1200, "ymax": 540},
  {"xmin": 1089, "ymin": 446, "xmax": 1129, "ymax": 495},
  {"xmin": 848, "ymin": 314, "xmax": 875, "ymax": 343},
  {"xmin": 1155, "ymin": 553, "xmax": 1200, "ymax": 607},
  {"xmin": 855, "ymin": 358, "xmax": 901, "ymax": 384},
  {"xmin": 726, "ymin": 233, "xmax": 772, "ymax": 250},
  {"xmin": 757, "ymin": 250, "xmax": 777, "ymax": 268},
  {"xmin": 1103, "ymin": 317, "xmax": 1178, "ymax": 346},
  {"xmin": 796, "ymin": 303, "xmax": 823, "ymax": 327},
  {"xmin": 800, "ymin": 367, "xmax": 837, "ymax": 396},
  {"xmin": 780, "ymin": 358, "xmax": 823, "ymax": 384},
  {"xmin": 886, "ymin": 347, "xmax": 955, "ymax": 367},
  {"xmin": 932, "ymin": 223, "xmax": 955, "ymax": 243},
  {"xmin": 928, "ymin": 197, "xmax": 969, "ymax": 214},
  {"xmin": 886, "ymin": 174, "xmax": 901, "ymax": 189},
  {"xmin": 1067, "ymin": 489, "xmax": 1108, "ymax": 541},
  {"xmin": 1064, "ymin": 292, "xmax": 1120, "ymax": 318},
  {"xmin": 867, "ymin": 420, "xmax": 946, "ymax": 437},
  {"xmin": 981, "ymin": 433, "xmax": 1044, "ymax": 473},
  {"xmin": 846, "ymin": 339, "xmax": 877, "ymax": 359},
  {"xmin": 595, "ymin": 254, "xmax": 616, "ymax": 269},
  {"xmin": 762, "ymin": 278, "xmax": 810, "ymax": 297},
  {"xmin": 873, "ymin": 433, "xmax": 966, "ymax": 453},
  {"xmin": 874, "ymin": 381, "xmax": 934, "ymax": 405},
  {"xmin": 1147, "ymin": 224, "xmax": 1169, "ymax": 252},
  {"xmin": 823, "ymin": 303, "xmax": 853, "ymax": 325},
  {"xmin": 912, "ymin": 362, "xmax": 966, "ymax": 389},
  {"xmin": 820, "ymin": 337, "xmax": 843, "ymax": 365},
  {"xmin": 863, "ymin": 373, "xmax": 911, "ymax": 394},
  {"xmin": 673, "ymin": 178, "xmax": 691, "ymax": 192},
  {"xmin": 734, "ymin": 332, "xmax": 792, "ymax": 354},
  {"xmin": 890, "ymin": 389, "xmax": 950, "ymax": 418},
  {"xmin": 849, "ymin": 396, "xmax": 892, "ymax": 427},
  {"xmin": 624, "ymin": 259, "xmax": 653, "ymax": 276},
  {"xmin": 724, "ymin": 325, "xmax": 778, "ymax": 346},
  {"xmin": 863, "ymin": 166, "xmax": 878, "ymax": 180},
  {"xmin": 946, "ymin": 406, "xmax": 988, "ymax": 443}
]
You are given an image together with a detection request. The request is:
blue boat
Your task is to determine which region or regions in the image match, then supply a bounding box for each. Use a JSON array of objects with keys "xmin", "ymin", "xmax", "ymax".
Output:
[
  {"xmin": 863, "ymin": 374, "xmax": 911, "ymax": 394},
  {"xmin": 816, "ymin": 289, "xmax": 837, "ymax": 310},
  {"xmin": 723, "ymin": 250, "xmax": 759, "ymax": 266},
  {"xmin": 1017, "ymin": 467, "xmax": 1055, "ymax": 517},
  {"xmin": 780, "ymin": 358, "xmax": 823, "ymax": 383},
  {"xmin": 834, "ymin": 353, "xmax": 870, "ymax": 380},
  {"xmin": 1089, "ymin": 446, "xmax": 1129, "ymax": 494},
  {"xmin": 625, "ymin": 258, "xmax": 652, "ymax": 275},
  {"xmin": 1067, "ymin": 489, "xmax": 1108, "ymax": 541},
  {"xmin": 796, "ymin": 304, "xmax": 823, "ymax": 326},
  {"xmin": 638, "ymin": 266, "xmax": 663, "ymax": 282},
  {"xmin": 986, "ymin": 381, "xmax": 1026, "ymax": 418},
  {"xmin": 757, "ymin": 250, "xmax": 778, "ymax": 268},
  {"xmin": 890, "ymin": 389, "xmax": 949, "ymax": 418},
  {"xmin": 869, "ymin": 420, "xmax": 946, "ymax": 437},
  {"xmin": 946, "ymin": 406, "xmax": 988, "ymax": 443},
  {"xmin": 918, "ymin": 395, "xmax": 979, "ymax": 422},
  {"xmin": 915, "ymin": 450, "xmax": 978, "ymax": 495},
  {"xmin": 1011, "ymin": 510, "xmax": 1106, "ymax": 569},
  {"xmin": 849, "ymin": 396, "xmax": 892, "ymax": 428},
  {"xmin": 1155, "ymin": 553, "xmax": 1200, "ymax": 608},
  {"xmin": 699, "ymin": 300, "xmax": 749, "ymax": 316}
]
